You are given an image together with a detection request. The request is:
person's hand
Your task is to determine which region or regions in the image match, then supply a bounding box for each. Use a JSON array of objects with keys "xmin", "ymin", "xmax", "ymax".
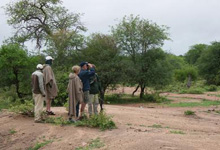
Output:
[{"xmin": 88, "ymin": 63, "xmax": 93, "ymax": 68}]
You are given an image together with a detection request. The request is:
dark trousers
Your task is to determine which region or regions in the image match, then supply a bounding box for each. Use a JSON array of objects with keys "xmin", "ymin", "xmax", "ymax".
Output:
[{"xmin": 76, "ymin": 102, "xmax": 80, "ymax": 117}]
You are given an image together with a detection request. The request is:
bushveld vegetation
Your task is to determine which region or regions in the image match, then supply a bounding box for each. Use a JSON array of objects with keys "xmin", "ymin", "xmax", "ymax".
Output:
[{"xmin": 0, "ymin": 0, "xmax": 220, "ymax": 116}]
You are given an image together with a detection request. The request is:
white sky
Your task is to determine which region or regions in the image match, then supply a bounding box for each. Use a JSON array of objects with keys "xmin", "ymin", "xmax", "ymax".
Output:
[{"xmin": 0, "ymin": 0, "xmax": 220, "ymax": 55}]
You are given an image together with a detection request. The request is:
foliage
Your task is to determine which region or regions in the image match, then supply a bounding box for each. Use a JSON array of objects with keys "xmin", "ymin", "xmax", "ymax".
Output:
[
  {"xmin": 198, "ymin": 42, "xmax": 220, "ymax": 85},
  {"xmin": 174, "ymin": 66, "xmax": 198, "ymax": 83},
  {"xmin": 44, "ymin": 116, "xmax": 71, "ymax": 125},
  {"xmin": 148, "ymin": 124, "xmax": 163, "ymax": 128},
  {"xmin": 75, "ymin": 138, "xmax": 105, "ymax": 150},
  {"xmin": 53, "ymin": 70, "xmax": 69, "ymax": 106},
  {"xmin": 179, "ymin": 88, "xmax": 204, "ymax": 94},
  {"xmin": 9, "ymin": 100, "xmax": 34, "ymax": 117},
  {"xmin": 184, "ymin": 110, "xmax": 195, "ymax": 115},
  {"xmin": 0, "ymin": 44, "xmax": 39, "ymax": 98},
  {"xmin": 5, "ymin": 0, "xmax": 86, "ymax": 49},
  {"xmin": 105, "ymin": 93, "xmax": 170, "ymax": 104},
  {"xmin": 82, "ymin": 33, "xmax": 124, "ymax": 98},
  {"xmin": 170, "ymin": 130, "xmax": 185, "ymax": 134},
  {"xmin": 112, "ymin": 14, "xmax": 170, "ymax": 98},
  {"xmin": 184, "ymin": 44, "xmax": 207, "ymax": 65},
  {"xmin": 74, "ymin": 112, "xmax": 116, "ymax": 131},
  {"xmin": 205, "ymin": 85, "xmax": 218, "ymax": 91},
  {"xmin": 28, "ymin": 140, "xmax": 53, "ymax": 150},
  {"xmin": 167, "ymin": 99, "xmax": 220, "ymax": 107},
  {"xmin": 9, "ymin": 129, "xmax": 17, "ymax": 134}
]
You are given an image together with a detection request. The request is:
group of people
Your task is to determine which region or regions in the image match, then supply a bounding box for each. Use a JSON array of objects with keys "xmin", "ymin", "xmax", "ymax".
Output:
[{"xmin": 31, "ymin": 56, "xmax": 102, "ymax": 123}]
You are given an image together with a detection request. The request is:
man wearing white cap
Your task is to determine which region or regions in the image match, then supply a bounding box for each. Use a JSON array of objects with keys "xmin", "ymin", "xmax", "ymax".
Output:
[
  {"xmin": 43, "ymin": 56, "xmax": 58, "ymax": 115},
  {"xmin": 32, "ymin": 64, "xmax": 46, "ymax": 123}
]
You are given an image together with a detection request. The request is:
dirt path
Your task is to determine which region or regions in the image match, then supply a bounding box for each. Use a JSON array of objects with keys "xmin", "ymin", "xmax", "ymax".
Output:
[{"xmin": 1, "ymin": 102, "xmax": 220, "ymax": 150}]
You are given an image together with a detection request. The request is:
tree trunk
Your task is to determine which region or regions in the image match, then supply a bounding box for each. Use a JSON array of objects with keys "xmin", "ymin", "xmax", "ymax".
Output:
[
  {"xmin": 140, "ymin": 84, "xmax": 145, "ymax": 99},
  {"xmin": 187, "ymin": 74, "xmax": 192, "ymax": 88},
  {"xmin": 14, "ymin": 69, "xmax": 22, "ymax": 98},
  {"xmin": 132, "ymin": 85, "xmax": 139, "ymax": 96}
]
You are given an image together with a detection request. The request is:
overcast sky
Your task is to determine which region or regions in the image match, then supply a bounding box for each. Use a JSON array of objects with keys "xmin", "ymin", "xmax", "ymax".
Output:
[{"xmin": 0, "ymin": 0, "xmax": 220, "ymax": 55}]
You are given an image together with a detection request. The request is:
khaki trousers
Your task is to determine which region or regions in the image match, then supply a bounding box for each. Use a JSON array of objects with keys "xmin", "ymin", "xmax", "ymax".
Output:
[
  {"xmin": 88, "ymin": 94, "xmax": 99, "ymax": 115},
  {"xmin": 33, "ymin": 93, "xmax": 44, "ymax": 121}
]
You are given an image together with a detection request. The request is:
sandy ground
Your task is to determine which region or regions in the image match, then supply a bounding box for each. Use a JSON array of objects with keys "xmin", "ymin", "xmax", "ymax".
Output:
[{"xmin": 1, "ymin": 89, "xmax": 220, "ymax": 150}]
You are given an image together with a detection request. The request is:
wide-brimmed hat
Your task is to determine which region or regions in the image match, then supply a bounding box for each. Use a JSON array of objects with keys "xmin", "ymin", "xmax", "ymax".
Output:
[
  {"xmin": 36, "ymin": 64, "xmax": 43, "ymax": 69},
  {"xmin": 45, "ymin": 56, "xmax": 54, "ymax": 60}
]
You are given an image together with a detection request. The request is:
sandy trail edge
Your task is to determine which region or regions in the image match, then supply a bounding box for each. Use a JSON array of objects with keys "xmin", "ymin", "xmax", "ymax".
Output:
[{"xmin": 1, "ymin": 103, "xmax": 220, "ymax": 150}]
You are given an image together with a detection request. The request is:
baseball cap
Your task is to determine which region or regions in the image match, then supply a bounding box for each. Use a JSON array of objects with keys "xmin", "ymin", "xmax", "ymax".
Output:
[{"xmin": 80, "ymin": 62, "xmax": 88, "ymax": 67}]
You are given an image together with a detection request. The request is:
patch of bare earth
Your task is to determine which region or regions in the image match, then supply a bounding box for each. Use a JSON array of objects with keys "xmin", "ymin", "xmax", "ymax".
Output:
[{"xmin": 1, "ymin": 88, "xmax": 220, "ymax": 150}]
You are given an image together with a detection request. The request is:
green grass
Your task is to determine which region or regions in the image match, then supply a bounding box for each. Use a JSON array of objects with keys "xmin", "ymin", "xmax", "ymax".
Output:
[
  {"xmin": 9, "ymin": 129, "xmax": 16, "ymax": 134},
  {"xmin": 148, "ymin": 124, "xmax": 163, "ymax": 128},
  {"xmin": 75, "ymin": 138, "xmax": 105, "ymax": 150},
  {"xmin": 170, "ymin": 130, "xmax": 185, "ymax": 134},
  {"xmin": 179, "ymin": 88, "xmax": 204, "ymax": 94},
  {"xmin": 139, "ymin": 124, "xmax": 147, "ymax": 127},
  {"xmin": 126, "ymin": 123, "xmax": 132, "ymax": 126},
  {"xmin": 44, "ymin": 116, "xmax": 71, "ymax": 125},
  {"xmin": 215, "ymin": 110, "xmax": 220, "ymax": 114},
  {"xmin": 184, "ymin": 110, "xmax": 195, "ymax": 115},
  {"xmin": 167, "ymin": 99, "xmax": 220, "ymax": 107},
  {"xmin": 28, "ymin": 140, "xmax": 53, "ymax": 150}
]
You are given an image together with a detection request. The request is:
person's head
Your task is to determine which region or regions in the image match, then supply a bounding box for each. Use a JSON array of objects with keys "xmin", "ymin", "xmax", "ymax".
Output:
[
  {"xmin": 79, "ymin": 62, "xmax": 88, "ymax": 70},
  {"xmin": 72, "ymin": 65, "xmax": 81, "ymax": 75},
  {"xmin": 36, "ymin": 64, "xmax": 43, "ymax": 71},
  {"xmin": 45, "ymin": 56, "xmax": 54, "ymax": 66}
]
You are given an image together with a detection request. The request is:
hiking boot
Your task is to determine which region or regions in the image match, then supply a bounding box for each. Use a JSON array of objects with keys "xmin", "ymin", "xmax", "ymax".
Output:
[
  {"xmin": 34, "ymin": 120, "xmax": 44, "ymax": 123},
  {"xmin": 69, "ymin": 118, "xmax": 76, "ymax": 123},
  {"xmin": 46, "ymin": 111, "xmax": 56, "ymax": 115}
]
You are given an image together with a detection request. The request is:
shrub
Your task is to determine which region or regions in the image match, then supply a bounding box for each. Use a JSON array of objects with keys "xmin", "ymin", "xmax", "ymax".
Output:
[
  {"xmin": 206, "ymin": 85, "xmax": 217, "ymax": 91},
  {"xmin": 179, "ymin": 88, "xmax": 204, "ymax": 94},
  {"xmin": 75, "ymin": 112, "xmax": 116, "ymax": 131},
  {"xmin": 9, "ymin": 100, "xmax": 34, "ymax": 117},
  {"xmin": 184, "ymin": 110, "xmax": 195, "ymax": 115},
  {"xmin": 143, "ymin": 93, "xmax": 170, "ymax": 103},
  {"xmin": 44, "ymin": 116, "xmax": 71, "ymax": 125},
  {"xmin": 75, "ymin": 138, "xmax": 105, "ymax": 150}
]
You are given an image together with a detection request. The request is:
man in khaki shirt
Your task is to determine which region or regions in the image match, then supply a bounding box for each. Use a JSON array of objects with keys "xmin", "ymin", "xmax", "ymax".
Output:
[{"xmin": 32, "ymin": 64, "xmax": 45, "ymax": 123}]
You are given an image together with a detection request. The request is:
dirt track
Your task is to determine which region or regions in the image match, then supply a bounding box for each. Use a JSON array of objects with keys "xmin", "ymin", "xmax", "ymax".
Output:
[{"xmin": 1, "ymin": 88, "xmax": 220, "ymax": 150}]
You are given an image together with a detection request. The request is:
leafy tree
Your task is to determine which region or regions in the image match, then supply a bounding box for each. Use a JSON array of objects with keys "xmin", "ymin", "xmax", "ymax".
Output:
[
  {"xmin": 5, "ymin": 0, "xmax": 86, "ymax": 53},
  {"xmin": 82, "ymin": 33, "xmax": 124, "ymax": 99},
  {"xmin": 174, "ymin": 66, "xmax": 198, "ymax": 88},
  {"xmin": 198, "ymin": 42, "xmax": 220, "ymax": 85},
  {"xmin": 112, "ymin": 15, "xmax": 170, "ymax": 98},
  {"xmin": 0, "ymin": 44, "xmax": 39, "ymax": 98},
  {"xmin": 185, "ymin": 44, "xmax": 207, "ymax": 65}
]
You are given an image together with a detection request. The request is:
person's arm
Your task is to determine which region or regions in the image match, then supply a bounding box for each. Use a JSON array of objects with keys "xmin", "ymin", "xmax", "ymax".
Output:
[
  {"xmin": 87, "ymin": 67, "xmax": 95, "ymax": 77},
  {"xmin": 38, "ymin": 74, "xmax": 46, "ymax": 96}
]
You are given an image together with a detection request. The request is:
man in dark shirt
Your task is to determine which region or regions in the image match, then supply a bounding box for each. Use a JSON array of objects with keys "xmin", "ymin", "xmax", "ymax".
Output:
[{"xmin": 78, "ymin": 62, "xmax": 95, "ymax": 119}]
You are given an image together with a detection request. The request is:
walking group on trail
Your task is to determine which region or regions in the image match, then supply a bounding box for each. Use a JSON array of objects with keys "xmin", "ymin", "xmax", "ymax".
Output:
[{"xmin": 31, "ymin": 56, "xmax": 103, "ymax": 123}]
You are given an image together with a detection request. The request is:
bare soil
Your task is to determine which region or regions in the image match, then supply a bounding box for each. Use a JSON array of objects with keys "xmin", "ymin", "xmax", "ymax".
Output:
[{"xmin": 1, "ymin": 88, "xmax": 220, "ymax": 150}]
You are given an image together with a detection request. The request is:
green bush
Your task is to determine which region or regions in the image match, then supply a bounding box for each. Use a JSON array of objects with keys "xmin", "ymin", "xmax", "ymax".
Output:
[
  {"xmin": 45, "ymin": 116, "xmax": 71, "ymax": 125},
  {"xmin": 74, "ymin": 112, "xmax": 116, "ymax": 131},
  {"xmin": 179, "ymin": 88, "xmax": 204, "ymax": 94},
  {"xmin": 206, "ymin": 85, "xmax": 218, "ymax": 91},
  {"xmin": 184, "ymin": 110, "xmax": 195, "ymax": 115},
  {"xmin": 105, "ymin": 93, "xmax": 170, "ymax": 104},
  {"xmin": 9, "ymin": 100, "xmax": 34, "ymax": 117},
  {"xmin": 143, "ymin": 93, "xmax": 170, "ymax": 103}
]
